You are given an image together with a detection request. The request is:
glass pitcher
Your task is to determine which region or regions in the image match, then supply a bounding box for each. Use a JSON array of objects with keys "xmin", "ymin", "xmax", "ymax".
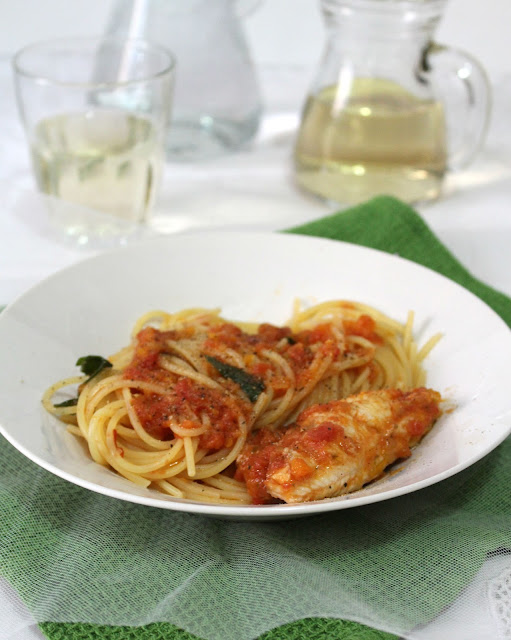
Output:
[
  {"xmin": 293, "ymin": 0, "xmax": 491, "ymax": 205},
  {"xmin": 105, "ymin": 0, "xmax": 263, "ymax": 160}
]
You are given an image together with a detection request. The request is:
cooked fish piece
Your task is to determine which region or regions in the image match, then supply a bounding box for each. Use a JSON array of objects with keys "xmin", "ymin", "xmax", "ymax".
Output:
[{"xmin": 236, "ymin": 387, "xmax": 441, "ymax": 504}]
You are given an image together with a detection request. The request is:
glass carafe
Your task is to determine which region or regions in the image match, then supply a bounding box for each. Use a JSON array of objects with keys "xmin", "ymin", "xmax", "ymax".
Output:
[
  {"xmin": 105, "ymin": 0, "xmax": 263, "ymax": 161},
  {"xmin": 293, "ymin": 0, "xmax": 491, "ymax": 205}
]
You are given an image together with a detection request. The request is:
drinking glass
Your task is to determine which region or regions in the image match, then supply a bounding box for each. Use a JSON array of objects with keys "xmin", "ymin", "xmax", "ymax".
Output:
[
  {"xmin": 13, "ymin": 37, "xmax": 176, "ymax": 243},
  {"xmin": 293, "ymin": 0, "xmax": 492, "ymax": 205}
]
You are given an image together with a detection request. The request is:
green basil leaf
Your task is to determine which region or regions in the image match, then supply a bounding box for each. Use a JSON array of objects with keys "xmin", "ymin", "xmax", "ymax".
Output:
[
  {"xmin": 76, "ymin": 355, "xmax": 113, "ymax": 380},
  {"xmin": 52, "ymin": 355, "xmax": 112, "ymax": 410},
  {"xmin": 53, "ymin": 397, "xmax": 79, "ymax": 408},
  {"xmin": 204, "ymin": 355, "xmax": 265, "ymax": 403}
]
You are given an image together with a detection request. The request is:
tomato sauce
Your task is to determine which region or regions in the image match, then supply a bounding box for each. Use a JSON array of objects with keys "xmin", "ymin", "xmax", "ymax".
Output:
[
  {"xmin": 203, "ymin": 321, "xmax": 340, "ymax": 398},
  {"xmin": 121, "ymin": 318, "xmax": 350, "ymax": 458},
  {"xmin": 123, "ymin": 326, "xmax": 251, "ymax": 449},
  {"xmin": 235, "ymin": 428, "xmax": 282, "ymax": 504},
  {"xmin": 344, "ymin": 314, "xmax": 383, "ymax": 344}
]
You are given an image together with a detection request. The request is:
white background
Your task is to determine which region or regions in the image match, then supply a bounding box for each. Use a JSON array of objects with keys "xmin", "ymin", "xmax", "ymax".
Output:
[{"xmin": 0, "ymin": 0, "xmax": 509, "ymax": 80}]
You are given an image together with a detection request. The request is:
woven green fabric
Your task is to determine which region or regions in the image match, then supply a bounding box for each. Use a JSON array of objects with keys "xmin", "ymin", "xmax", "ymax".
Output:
[
  {"xmin": 287, "ymin": 195, "xmax": 510, "ymax": 323},
  {"xmin": 39, "ymin": 619, "xmax": 398, "ymax": 640},
  {"xmin": 1, "ymin": 195, "xmax": 510, "ymax": 640}
]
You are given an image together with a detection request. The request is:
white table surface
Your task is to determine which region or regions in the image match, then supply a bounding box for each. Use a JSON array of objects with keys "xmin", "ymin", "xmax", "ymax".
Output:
[{"xmin": 1, "ymin": 44, "xmax": 511, "ymax": 640}]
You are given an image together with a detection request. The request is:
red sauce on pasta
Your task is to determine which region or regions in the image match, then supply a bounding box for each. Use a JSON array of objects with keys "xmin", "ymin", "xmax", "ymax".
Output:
[
  {"xmin": 123, "ymin": 326, "xmax": 250, "ymax": 449},
  {"xmin": 121, "ymin": 317, "xmax": 381, "ymax": 455}
]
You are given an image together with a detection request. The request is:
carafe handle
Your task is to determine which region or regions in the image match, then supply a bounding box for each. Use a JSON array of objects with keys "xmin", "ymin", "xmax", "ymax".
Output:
[{"xmin": 425, "ymin": 43, "xmax": 492, "ymax": 170}]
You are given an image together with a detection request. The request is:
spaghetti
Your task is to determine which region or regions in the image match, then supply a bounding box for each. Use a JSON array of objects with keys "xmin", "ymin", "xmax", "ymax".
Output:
[{"xmin": 43, "ymin": 300, "xmax": 441, "ymax": 504}]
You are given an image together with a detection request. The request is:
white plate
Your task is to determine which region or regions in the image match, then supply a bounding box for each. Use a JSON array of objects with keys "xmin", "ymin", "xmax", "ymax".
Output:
[{"xmin": 0, "ymin": 231, "xmax": 510, "ymax": 520}]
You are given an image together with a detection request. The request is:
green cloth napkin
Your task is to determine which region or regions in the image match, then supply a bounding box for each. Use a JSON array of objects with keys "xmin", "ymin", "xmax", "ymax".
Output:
[{"xmin": 1, "ymin": 195, "xmax": 510, "ymax": 640}]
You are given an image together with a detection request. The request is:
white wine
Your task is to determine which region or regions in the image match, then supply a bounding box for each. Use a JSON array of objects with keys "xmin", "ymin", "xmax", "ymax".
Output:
[
  {"xmin": 294, "ymin": 78, "xmax": 447, "ymax": 205},
  {"xmin": 31, "ymin": 110, "xmax": 163, "ymax": 224}
]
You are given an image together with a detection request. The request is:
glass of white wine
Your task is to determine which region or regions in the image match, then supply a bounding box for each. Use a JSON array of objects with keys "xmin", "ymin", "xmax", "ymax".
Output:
[{"xmin": 13, "ymin": 37, "xmax": 176, "ymax": 244}]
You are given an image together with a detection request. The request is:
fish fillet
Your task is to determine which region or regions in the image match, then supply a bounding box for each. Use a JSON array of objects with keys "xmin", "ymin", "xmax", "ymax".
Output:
[{"xmin": 236, "ymin": 387, "xmax": 441, "ymax": 504}]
